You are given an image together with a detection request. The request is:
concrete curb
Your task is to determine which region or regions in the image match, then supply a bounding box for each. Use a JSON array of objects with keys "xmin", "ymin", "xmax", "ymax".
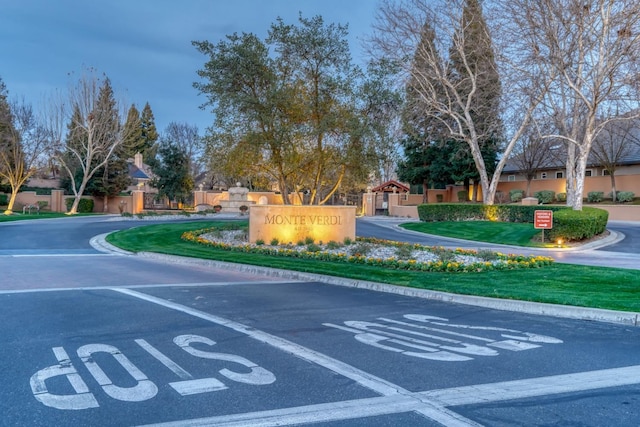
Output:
[{"xmin": 91, "ymin": 232, "xmax": 639, "ymax": 328}]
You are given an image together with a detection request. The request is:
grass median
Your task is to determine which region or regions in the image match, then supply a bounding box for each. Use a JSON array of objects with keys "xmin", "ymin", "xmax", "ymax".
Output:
[{"xmin": 105, "ymin": 220, "xmax": 640, "ymax": 313}]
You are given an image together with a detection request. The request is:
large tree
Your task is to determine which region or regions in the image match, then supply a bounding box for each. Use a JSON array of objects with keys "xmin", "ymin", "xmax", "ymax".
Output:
[
  {"xmin": 590, "ymin": 117, "xmax": 640, "ymax": 201},
  {"xmin": 498, "ymin": 0, "xmax": 640, "ymax": 210},
  {"xmin": 150, "ymin": 138, "xmax": 194, "ymax": 205},
  {"xmin": 162, "ymin": 122, "xmax": 204, "ymax": 181},
  {"xmin": 48, "ymin": 71, "xmax": 133, "ymax": 214},
  {"xmin": 0, "ymin": 79, "xmax": 51, "ymax": 214},
  {"xmin": 371, "ymin": 0, "xmax": 549, "ymax": 205},
  {"xmin": 193, "ymin": 14, "xmax": 376, "ymax": 205}
]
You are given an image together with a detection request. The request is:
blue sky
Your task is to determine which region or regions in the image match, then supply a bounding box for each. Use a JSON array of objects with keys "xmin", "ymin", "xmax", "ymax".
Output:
[{"xmin": 0, "ymin": 0, "xmax": 380, "ymax": 133}]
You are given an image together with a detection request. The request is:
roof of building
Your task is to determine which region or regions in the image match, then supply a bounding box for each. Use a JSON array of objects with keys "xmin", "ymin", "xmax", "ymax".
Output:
[{"xmin": 372, "ymin": 180, "xmax": 410, "ymax": 193}]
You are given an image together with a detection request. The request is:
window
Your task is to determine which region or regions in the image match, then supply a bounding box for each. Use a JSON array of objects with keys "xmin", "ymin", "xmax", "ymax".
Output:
[
  {"xmin": 507, "ymin": 175, "xmax": 515, "ymax": 182},
  {"xmin": 603, "ymin": 169, "xmax": 610, "ymax": 176},
  {"xmin": 540, "ymin": 172, "xmax": 547, "ymax": 179},
  {"xmin": 556, "ymin": 171, "xmax": 564, "ymax": 179},
  {"xmin": 585, "ymin": 170, "xmax": 592, "ymax": 177}
]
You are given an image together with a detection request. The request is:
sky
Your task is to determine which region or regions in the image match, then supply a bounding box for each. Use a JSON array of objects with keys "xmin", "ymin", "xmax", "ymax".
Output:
[{"xmin": 0, "ymin": 0, "xmax": 380, "ymax": 134}]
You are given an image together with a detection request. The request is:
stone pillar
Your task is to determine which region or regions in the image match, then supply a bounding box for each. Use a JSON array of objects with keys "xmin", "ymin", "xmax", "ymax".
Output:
[
  {"xmin": 194, "ymin": 190, "xmax": 206, "ymax": 207},
  {"xmin": 132, "ymin": 191, "xmax": 144, "ymax": 214},
  {"xmin": 387, "ymin": 192, "xmax": 400, "ymax": 216},
  {"xmin": 363, "ymin": 189, "xmax": 375, "ymax": 217},
  {"xmin": 51, "ymin": 189, "xmax": 64, "ymax": 213}
]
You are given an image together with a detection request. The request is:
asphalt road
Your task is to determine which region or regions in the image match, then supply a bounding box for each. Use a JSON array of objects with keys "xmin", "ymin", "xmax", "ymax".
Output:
[{"xmin": 0, "ymin": 215, "xmax": 639, "ymax": 426}]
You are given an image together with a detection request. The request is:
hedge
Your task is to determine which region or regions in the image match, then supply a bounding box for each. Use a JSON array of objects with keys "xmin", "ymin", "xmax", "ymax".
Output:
[
  {"xmin": 65, "ymin": 198, "xmax": 94, "ymax": 213},
  {"xmin": 547, "ymin": 207, "xmax": 609, "ymax": 241},
  {"xmin": 417, "ymin": 203, "xmax": 567, "ymax": 223},
  {"xmin": 417, "ymin": 204, "xmax": 609, "ymax": 242}
]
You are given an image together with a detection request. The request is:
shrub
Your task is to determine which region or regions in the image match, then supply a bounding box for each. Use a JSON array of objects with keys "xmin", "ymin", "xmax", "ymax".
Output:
[
  {"xmin": 547, "ymin": 207, "xmax": 608, "ymax": 242},
  {"xmin": 587, "ymin": 191, "xmax": 604, "ymax": 203},
  {"xmin": 121, "ymin": 212, "xmax": 133, "ymax": 218},
  {"xmin": 476, "ymin": 249, "xmax": 499, "ymax": 261},
  {"xmin": 417, "ymin": 203, "xmax": 568, "ymax": 223},
  {"xmin": 343, "ymin": 237, "xmax": 353, "ymax": 245},
  {"xmin": 349, "ymin": 242, "xmax": 372, "ymax": 257},
  {"xmin": 509, "ymin": 189, "xmax": 524, "ymax": 203},
  {"xmin": 0, "ymin": 194, "xmax": 8, "ymax": 206},
  {"xmin": 617, "ymin": 191, "xmax": 635, "ymax": 203},
  {"xmin": 37, "ymin": 201, "xmax": 49, "ymax": 210},
  {"xmin": 326, "ymin": 241, "xmax": 342, "ymax": 250},
  {"xmin": 534, "ymin": 190, "xmax": 555, "ymax": 204},
  {"xmin": 270, "ymin": 238, "xmax": 280, "ymax": 246},
  {"xmin": 556, "ymin": 193, "xmax": 567, "ymax": 202},
  {"xmin": 306, "ymin": 243, "xmax": 322, "ymax": 252},
  {"xmin": 304, "ymin": 236, "xmax": 314, "ymax": 244},
  {"xmin": 431, "ymin": 246, "xmax": 457, "ymax": 262},
  {"xmin": 255, "ymin": 239, "xmax": 265, "ymax": 246},
  {"xmin": 65, "ymin": 198, "xmax": 94, "ymax": 213},
  {"xmin": 394, "ymin": 245, "xmax": 414, "ymax": 260},
  {"xmin": 495, "ymin": 191, "xmax": 508, "ymax": 204}
]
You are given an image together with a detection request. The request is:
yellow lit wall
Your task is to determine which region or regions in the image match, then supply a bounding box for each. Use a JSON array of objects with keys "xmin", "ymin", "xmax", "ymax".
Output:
[{"xmin": 249, "ymin": 205, "xmax": 356, "ymax": 244}]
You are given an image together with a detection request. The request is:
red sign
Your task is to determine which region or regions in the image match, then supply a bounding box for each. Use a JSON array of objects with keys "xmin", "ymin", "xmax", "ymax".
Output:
[{"xmin": 534, "ymin": 210, "xmax": 553, "ymax": 229}]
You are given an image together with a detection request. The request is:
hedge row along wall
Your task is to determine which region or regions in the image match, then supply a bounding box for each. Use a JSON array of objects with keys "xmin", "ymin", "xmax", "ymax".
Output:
[{"xmin": 417, "ymin": 204, "xmax": 608, "ymax": 241}]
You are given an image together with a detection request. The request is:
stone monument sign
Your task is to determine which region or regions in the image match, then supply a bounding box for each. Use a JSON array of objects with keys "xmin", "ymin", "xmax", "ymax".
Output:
[{"xmin": 249, "ymin": 205, "xmax": 356, "ymax": 244}]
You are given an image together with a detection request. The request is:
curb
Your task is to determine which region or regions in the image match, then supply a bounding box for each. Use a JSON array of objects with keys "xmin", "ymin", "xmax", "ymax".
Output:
[{"xmin": 91, "ymin": 232, "xmax": 639, "ymax": 328}]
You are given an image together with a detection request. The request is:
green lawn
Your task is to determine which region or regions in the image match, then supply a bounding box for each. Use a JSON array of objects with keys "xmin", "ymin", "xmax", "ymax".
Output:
[
  {"xmin": 400, "ymin": 220, "xmax": 544, "ymax": 247},
  {"xmin": 0, "ymin": 212, "xmax": 86, "ymax": 222},
  {"xmin": 106, "ymin": 220, "xmax": 640, "ymax": 313}
]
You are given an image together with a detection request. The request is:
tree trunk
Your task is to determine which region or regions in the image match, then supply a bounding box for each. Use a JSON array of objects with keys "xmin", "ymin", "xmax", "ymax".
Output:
[
  {"xmin": 610, "ymin": 173, "xmax": 617, "ymax": 203},
  {"xmin": 422, "ymin": 181, "xmax": 428, "ymax": 203}
]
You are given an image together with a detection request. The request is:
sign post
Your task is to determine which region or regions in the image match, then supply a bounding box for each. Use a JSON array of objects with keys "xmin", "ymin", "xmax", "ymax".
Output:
[{"xmin": 534, "ymin": 210, "xmax": 553, "ymax": 243}]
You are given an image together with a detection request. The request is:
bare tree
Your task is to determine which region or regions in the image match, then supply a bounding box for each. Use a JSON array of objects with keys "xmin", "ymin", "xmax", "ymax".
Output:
[
  {"xmin": 0, "ymin": 99, "xmax": 51, "ymax": 214},
  {"xmin": 502, "ymin": 0, "xmax": 640, "ymax": 210},
  {"xmin": 370, "ymin": 0, "xmax": 547, "ymax": 205},
  {"xmin": 591, "ymin": 117, "xmax": 640, "ymax": 201},
  {"xmin": 46, "ymin": 71, "xmax": 132, "ymax": 214},
  {"xmin": 509, "ymin": 120, "xmax": 562, "ymax": 197},
  {"xmin": 161, "ymin": 122, "xmax": 204, "ymax": 181}
]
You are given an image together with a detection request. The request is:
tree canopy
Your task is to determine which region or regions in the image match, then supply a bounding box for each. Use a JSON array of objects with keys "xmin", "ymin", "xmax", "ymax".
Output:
[{"xmin": 193, "ymin": 14, "xmax": 380, "ymax": 204}]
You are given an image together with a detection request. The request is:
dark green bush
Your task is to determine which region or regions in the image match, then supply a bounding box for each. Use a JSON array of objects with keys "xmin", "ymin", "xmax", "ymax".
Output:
[
  {"xmin": 616, "ymin": 191, "xmax": 634, "ymax": 203},
  {"xmin": 0, "ymin": 194, "xmax": 7, "ymax": 206},
  {"xmin": 509, "ymin": 189, "xmax": 524, "ymax": 203},
  {"xmin": 556, "ymin": 192, "xmax": 566, "ymax": 202},
  {"xmin": 587, "ymin": 191, "xmax": 604, "ymax": 203},
  {"xmin": 65, "ymin": 198, "xmax": 94, "ymax": 213},
  {"xmin": 417, "ymin": 203, "xmax": 567, "ymax": 223},
  {"xmin": 547, "ymin": 207, "xmax": 608, "ymax": 242},
  {"xmin": 534, "ymin": 190, "xmax": 555, "ymax": 204}
]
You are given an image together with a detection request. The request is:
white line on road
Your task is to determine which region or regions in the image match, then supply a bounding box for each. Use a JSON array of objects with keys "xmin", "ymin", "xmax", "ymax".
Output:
[
  {"xmin": 113, "ymin": 288, "xmax": 480, "ymax": 426},
  {"xmin": 137, "ymin": 365, "xmax": 640, "ymax": 427},
  {"xmin": 113, "ymin": 288, "xmax": 640, "ymax": 427}
]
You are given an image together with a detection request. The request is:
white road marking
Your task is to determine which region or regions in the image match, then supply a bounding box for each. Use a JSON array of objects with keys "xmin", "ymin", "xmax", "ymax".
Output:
[
  {"xmin": 137, "ymin": 365, "xmax": 640, "ymax": 427},
  {"xmin": 326, "ymin": 315, "xmax": 563, "ymax": 362},
  {"xmin": 77, "ymin": 344, "xmax": 158, "ymax": 402},
  {"xmin": 113, "ymin": 288, "xmax": 480, "ymax": 426},
  {"xmin": 98, "ymin": 288, "xmax": 637, "ymax": 426}
]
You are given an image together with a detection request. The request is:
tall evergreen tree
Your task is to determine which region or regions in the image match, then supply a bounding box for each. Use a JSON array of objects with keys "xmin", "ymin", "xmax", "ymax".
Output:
[
  {"xmin": 122, "ymin": 104, "xmax": 144, "ymax": 159},
  {"xmin": 448, "ymin": 0, "xmax": 502, "ymax": 200},
  {"xmin": 398, "ymin": 21, "xmax": 448, "ymax": 201},
  {"xmin": 150, "ymin": 138, "xmax": 193, "ymax": 205},
  {"xmin": 0, "ymin": 77, "xmax": 12, "ymax": 140},
  {"xmin": 140, "ymin": 102, "xmax": 158, "ymax": 163}
]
